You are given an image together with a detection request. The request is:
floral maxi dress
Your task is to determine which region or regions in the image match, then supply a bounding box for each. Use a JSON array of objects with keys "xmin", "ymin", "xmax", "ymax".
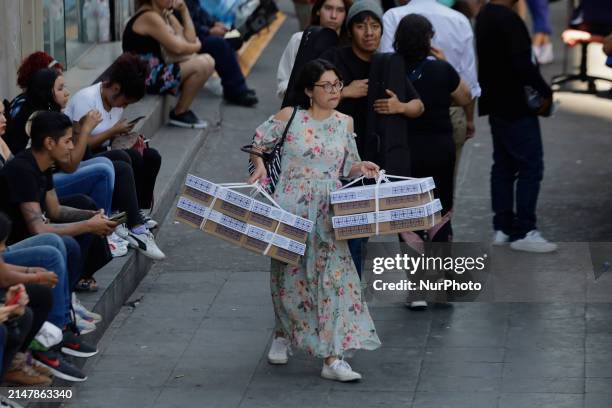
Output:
[{"xmin": 253, "ymin": 108, "xmax": 381, "ymax": 358}]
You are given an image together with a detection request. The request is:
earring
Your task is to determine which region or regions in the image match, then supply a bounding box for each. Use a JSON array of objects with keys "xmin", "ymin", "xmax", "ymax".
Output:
[{"xmin": 309, "ymin": 97, "xmax": 313, "ymax": 107}]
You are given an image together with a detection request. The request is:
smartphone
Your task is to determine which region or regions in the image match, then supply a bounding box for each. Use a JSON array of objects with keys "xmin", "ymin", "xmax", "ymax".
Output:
[
  {"xmin": 6, "ymin": 288, "xmax": 22, "ymax": 306},
  {"xmin": 109, "ymin": 211, "xmax": 128, "ymax": 223},
  {"xmin": 127, "ymin": 116, "xmax": 145, "ymax": 125}
]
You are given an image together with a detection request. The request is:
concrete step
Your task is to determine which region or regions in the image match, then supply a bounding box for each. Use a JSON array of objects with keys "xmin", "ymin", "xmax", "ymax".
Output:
[{"xmin": 74, "ymin": 123, "xmax": 210, "ymax": 346}]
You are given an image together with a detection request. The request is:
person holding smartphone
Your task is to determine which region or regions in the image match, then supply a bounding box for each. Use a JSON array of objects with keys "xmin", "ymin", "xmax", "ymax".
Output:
[{"xmin": 64, "ymin": 54, "xmax": 166, "ymax": 263}]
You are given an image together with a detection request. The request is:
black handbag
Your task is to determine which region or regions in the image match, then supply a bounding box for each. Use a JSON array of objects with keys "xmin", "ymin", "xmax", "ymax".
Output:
[
  {"xmin": 241, "ymin": 107, "xmax": 298, "ymax": 193},
  {"xmin": 237, "ymin": 0, "xmax": 279, "ymax": 41}
]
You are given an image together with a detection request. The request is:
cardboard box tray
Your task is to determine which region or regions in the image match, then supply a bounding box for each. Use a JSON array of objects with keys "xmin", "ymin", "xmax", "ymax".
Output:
[
  {"xmin": 176, "ymin": 196, "xmax": 305, "ymax": 265},
  {"xmin": 182, "ymin": 174, "xmax": 313, "ymax": 243},
  {"xmin": 331, "ymin": 199, "xmax": 443, "ymax": 240}
]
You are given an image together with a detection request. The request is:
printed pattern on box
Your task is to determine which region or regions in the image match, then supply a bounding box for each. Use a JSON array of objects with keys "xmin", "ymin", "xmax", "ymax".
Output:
[
  {"xmin": 176, "ymin": 195, "xmax": 307, "ymax": 265},
  {"xmin": 180, "ymin": 175, "xmax": 313, "ymax": 243},
  {"xmin": 331, "ymin": 199, "xmax": 443, "ymax": 240},
  {"xmin": 330, "ymin": 178, "xmax": 436, "ymax": 216}
]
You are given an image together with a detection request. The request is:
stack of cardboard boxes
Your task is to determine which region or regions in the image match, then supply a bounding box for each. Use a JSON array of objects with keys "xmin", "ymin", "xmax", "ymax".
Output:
[
  {"xmin": 330, "ymin": 177, "xmax": 442, "ymax": 240},
  {"xmin": 175, "ymin": 174, "xmax": 313, "ymax": 265}
]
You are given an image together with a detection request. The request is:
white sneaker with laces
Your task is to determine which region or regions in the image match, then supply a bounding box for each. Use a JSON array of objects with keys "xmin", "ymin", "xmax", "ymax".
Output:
[
  {"xmin": 267, "ymin": 337, "xmax": 291, "ymax": 365},
  {"xmin": 510, "ymin": 230, "xmax": 558, "ymax": 253},
  {"xmin": 321, "ymin": 359, "xmax": 362, "ymax": 382},
  {"xmin": 139, "ymin": 210, "xmax": 158, "ymax": 230},
  {"xmin": 75, "ymin": 316, "xmax": 96, "ymax": 335},
  {"xmin": 72, "ymin": 294, "xmax": 102, "ymax": 323},
  {"xmin": 115, "ymin": 224, "xmax": 129, "ymax": 240},
  {"xmin": 492, "ymin": 230, "xmax": 510, "ymax": 246},
  {"xmin": 127, "ymin": 230, "xmax": 166, "ymax": 260},
  {"xmin": 108, "ymin": 233, "xmax": 128, "ymax": 257}
]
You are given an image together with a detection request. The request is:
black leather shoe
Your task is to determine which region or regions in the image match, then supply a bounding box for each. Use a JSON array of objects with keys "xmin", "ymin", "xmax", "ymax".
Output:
[{"xmin": 224, "ymin": 92, "xmax": 258, "ymax": 107}]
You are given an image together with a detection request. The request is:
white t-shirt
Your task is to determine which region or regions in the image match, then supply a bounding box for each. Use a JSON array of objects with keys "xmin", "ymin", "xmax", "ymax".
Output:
[
  {"xmin": 276, "ymin": 32, "xmax": 303, "ymax": 100},
  {"xmin": 64, "ymin": 82, "xmax": 124, "ymax": 145}
]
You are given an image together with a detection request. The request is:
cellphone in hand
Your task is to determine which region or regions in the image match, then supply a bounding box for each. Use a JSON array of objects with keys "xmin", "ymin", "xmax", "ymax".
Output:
[
  {"xmin": 127, "ymin": 116, "xmax": 145, "ymax": 125},
  {"xmin": 109, "ymin": 211, "xmax": 128, "ymax": 223}
]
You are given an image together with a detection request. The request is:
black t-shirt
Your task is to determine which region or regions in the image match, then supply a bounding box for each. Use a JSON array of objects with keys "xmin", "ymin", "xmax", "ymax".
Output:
[
  {"xmin": 405, "ymin": 59, "xmax": 460, "ymax": 136},
  {"xmin": 320, "ymin": 46, "xmax": 371, "ymax": 155},
  {"xmin": 0, "ymin": 149, "xmax": 54, "ymax": 243},
  {"xmin": 476, "ymin": 4, "xmax": 550, "ymax": 118}
]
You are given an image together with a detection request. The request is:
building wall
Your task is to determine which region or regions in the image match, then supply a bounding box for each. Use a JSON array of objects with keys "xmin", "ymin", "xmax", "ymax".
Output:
[{"xmin": 0, "ymin": 0, "xmax": 43, "ymax": 100}]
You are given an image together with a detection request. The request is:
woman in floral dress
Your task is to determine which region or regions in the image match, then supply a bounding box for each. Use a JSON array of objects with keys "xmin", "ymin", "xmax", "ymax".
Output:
[{"xmin": 249, "ymin": 59, "xmax": 381, "ymax": 382}]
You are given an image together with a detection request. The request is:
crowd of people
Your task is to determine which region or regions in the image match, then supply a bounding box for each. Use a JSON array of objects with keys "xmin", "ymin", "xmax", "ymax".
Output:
[
  {"xmin": 0, "ymin": 48, "xmax": 173, "ymax": 383},
  {"xmin": 257, "ymin": 0, "xmax": 567, "ymax": 380},
  {"xmin": 0, "ymin": 0, "xmax": 606, "ymax": 387}
]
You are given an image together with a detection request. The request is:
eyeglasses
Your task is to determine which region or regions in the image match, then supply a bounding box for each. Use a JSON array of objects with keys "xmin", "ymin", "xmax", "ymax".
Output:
[{"xmin": 314, "ymin": 81, "xmax": 344, "ymax": 93}]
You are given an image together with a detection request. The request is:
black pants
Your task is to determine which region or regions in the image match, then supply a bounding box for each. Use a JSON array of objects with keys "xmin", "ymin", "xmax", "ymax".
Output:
[
  {"xmin": 489, "ymin": 115, "xmax": 543, "ymax": 239},
  {"xmin": 95, "ymin": 150, "xmax": 146, "ymax": 228},
  {"xmin": 58, "ymin": 194, "xmax": 112, "ymax": 280},
  {"xmin": 1, "ymin": 308, "xmax": 33, "ymax": 377},
  {"xmin": 200, "ymin": 35, "xmax": 249, "ymax": 97},
  {"xmin": 124, "ymin": 148, "xmax": 161, "ymax": 210}
]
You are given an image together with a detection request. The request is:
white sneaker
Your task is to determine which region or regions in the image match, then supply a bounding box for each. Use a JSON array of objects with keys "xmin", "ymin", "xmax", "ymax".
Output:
[
  {"xmin": 267, "ymin": 337, "xmax": 291, "ymax": 365},
  {"xmin": 126, "ymin": 230, "xmax": 166, "ymax": 260},
  {"xmin": 115, "ymin": 224, "xmax": 129, "ymax": 240},
  {"xmin": 492, "ymin": 230, "xmax": 510, "ymax": 246},
  {"xmin": 75, "ymin": 315, "xmax": 96, "ymax": 335},
  {"xmin": 72, "ymin": 294, "xmax": 102, "ymax": 324},
  {"xmin": 406, "ymin": 300, "xmax": 428, "ymax": 311},
  {"xmin": 537, "ymin": 43, "xmax": 554, "ymax": 65},
  {"xmin": 510, "ymin": 230, "xmax": 558, "ymax": 253},
  {"xmin": 108, "ymin": 233, "xmax": 128, "ymax": 257},
  {"xmin": 139, "ymin": 210, "xmax": 158, "ymax": 230},
  {"xmin": 321, "ymin": 359, "xmax": 362, "ymax": 382}
]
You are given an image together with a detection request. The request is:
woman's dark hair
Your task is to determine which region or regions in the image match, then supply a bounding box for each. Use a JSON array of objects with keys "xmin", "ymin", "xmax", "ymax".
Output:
[
  {"xmin": 294, "ymin": 59, "xmax": 343, "ymax": 109},
  {"xmin": 310, "ymin": 0, "xmax": 353, "ymax": 40},
  {"xmin": 0, "ymin": 212, "xmax": 11, "ymax": 243},
  {"xmin": 29, "ymin": 111, "xmax": 73, "ymax": 151},
  {"xmin": 310, "ymin": 0, "xmax": 352, "ymax": 25},
  {"xmin": 103, "ymin": 53, "xmax": 149, "ymax": 101},
  {"xmin": 393, "ymin": 14, "xmax": 435, "ymax": 64},
  {"xmin": 25, "ymin": 69, "xmax": 62, "ymax": 113}
]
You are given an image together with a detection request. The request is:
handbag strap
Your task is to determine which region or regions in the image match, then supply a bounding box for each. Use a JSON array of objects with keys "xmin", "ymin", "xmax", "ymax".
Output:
[
  {"xmin": 276, "ymin": 107, "xmax": 298, "ymax": 150},
  {"xmin": 407, "ymin": 57, "xmax": 434, "ymax": 83}
]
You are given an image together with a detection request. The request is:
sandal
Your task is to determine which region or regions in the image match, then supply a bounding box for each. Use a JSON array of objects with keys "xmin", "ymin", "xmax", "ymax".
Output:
[{"xmin": 75, "ymin": 278, "xmax": 98, "ymax": 293}]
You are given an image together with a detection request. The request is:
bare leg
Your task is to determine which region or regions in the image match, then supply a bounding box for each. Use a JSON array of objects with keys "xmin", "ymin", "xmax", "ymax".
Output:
[{"xmin": 175, "ymin": 54, "xmax": 215, "ymax": 115}]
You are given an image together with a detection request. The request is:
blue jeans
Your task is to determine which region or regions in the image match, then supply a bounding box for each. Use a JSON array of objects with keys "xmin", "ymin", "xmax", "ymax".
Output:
[
  {"xmin": 2, "ymin": 234, "xmax": 81, "ymax": 328},
  {"xmin": 54, "ymin": 157, "xmax": 115, "ymax": 215},
  {"xmin": 526, "ymin": 0, "xmax": 552, "ymax": 35},
  {"xmin": 348, "ymin": 237, "xmax": 369, "ymax": 279},
  {"xmin": 489, "ymin": 115, "xmax": 544, "ymax": 240}
]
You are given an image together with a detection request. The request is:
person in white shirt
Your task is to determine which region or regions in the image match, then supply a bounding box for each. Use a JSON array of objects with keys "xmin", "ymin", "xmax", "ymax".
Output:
[
  {"xmin": 380, "ymin": 0, "xmax": 481, "ymax": 182},
  {"xmin": 64, "ymin": 53, "xmax": 166, "ymax": 261},
  {"xmin": 276, "ymin": 0, "xmax": 351, "ymax": 99}
]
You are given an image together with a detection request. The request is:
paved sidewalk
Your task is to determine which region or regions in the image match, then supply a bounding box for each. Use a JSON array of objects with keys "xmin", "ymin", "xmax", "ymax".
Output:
[{"xmin": 65, "ymin": 2, "xmax": 612, "ymax": 407}]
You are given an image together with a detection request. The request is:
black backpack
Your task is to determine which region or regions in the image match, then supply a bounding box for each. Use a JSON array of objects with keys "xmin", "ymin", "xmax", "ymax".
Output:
[
  {"xmin": 281, "ymin": 26, "xmax": 339, "ymax": 109},
  {"xmin": 237, "ymin": 0, "xmax": 279, "ymax": 41},
  {"xmin": 365, "ymin": 53, "xmax": 412, "ymax": 177}
]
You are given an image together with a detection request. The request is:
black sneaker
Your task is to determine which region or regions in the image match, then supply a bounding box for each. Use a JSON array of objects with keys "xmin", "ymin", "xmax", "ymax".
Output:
[
  {"xmin": 169, "ymin": 109, "xmax": 208, "ymax": 129},
  {"xmin": 32, "ymin": 349, "xmax": 87, "ymax": 382},
  {"xmin": 224, "ymin": 92, "xmax": 258, "ymax": 107},
  {"xmin": 61, "ymin": 332, "xmax": 98, "ymax": 358}
]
